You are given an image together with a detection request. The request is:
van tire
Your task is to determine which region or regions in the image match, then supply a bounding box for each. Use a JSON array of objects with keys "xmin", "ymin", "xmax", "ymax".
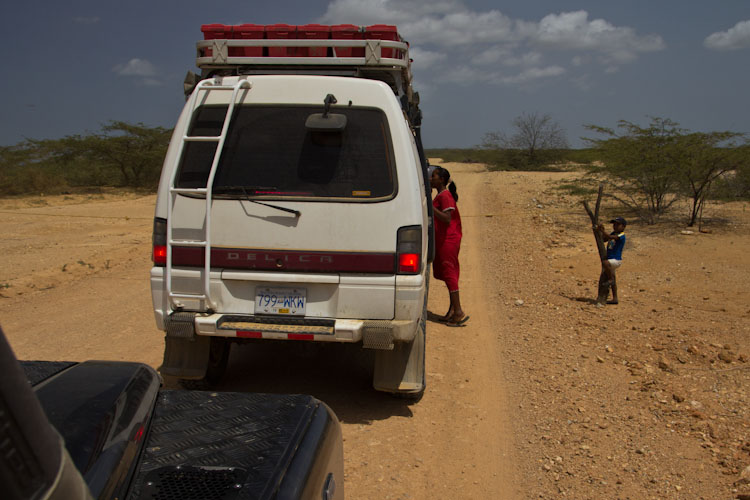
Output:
[{"xmin": 203, "ymin": 337, "xmax": 231, "ymax": 386}]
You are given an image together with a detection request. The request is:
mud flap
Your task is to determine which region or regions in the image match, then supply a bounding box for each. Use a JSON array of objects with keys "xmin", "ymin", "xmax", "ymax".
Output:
[
  {"xmin": 159, "ymin": 336, "xmax": 210, "ymax": 380},
  {"xmin": 372, "ymin": 320, "xmax": 425, "ymax": 395}
]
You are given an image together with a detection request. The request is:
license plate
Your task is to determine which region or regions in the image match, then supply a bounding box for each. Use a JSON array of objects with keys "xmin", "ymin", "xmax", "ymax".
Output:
[{"xmin": 254, "ymin": 287, "xmax": 306, "ymax": 316}]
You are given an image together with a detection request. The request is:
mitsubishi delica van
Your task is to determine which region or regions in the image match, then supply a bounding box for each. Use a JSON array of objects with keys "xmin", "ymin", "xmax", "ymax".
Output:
[{"xmin": 150, "ymin": 25, "xmax": 433, "ymax": 397}]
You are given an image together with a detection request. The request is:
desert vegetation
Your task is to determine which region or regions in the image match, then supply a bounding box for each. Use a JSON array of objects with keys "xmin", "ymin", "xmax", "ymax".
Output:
[
  {"xmin": 0, "ymin": 121, "xmax": 171, "ymax": 196},
  {"xmin": 430, "ymin": 115, "xmax": 750, "ymax": 227},
  {"xmin": 2, "ymin": 116, "xmax": 748, "ymax": 228}
]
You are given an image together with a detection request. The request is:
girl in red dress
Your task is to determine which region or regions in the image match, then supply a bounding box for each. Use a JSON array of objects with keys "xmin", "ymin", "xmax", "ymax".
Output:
[{"xmin": 431, "ymin": 167, "xmax": 469, "ymax": 326}]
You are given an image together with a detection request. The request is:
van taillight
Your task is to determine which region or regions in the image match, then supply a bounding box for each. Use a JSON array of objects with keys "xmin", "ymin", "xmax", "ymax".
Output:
[
  {"xmin": 397, "ymin": 225, "xmax": 421, "ymax": 274},
  {"xmin": 153, "ymin": 246, "xmax": 167, "ymax": 266},
  {"xmin": 399, "ymin": 253, "xmax": 419, "ymax": 273},
  {"xmin": 152, "ymin": 217, "xmax": 167, "ymax": 266}
]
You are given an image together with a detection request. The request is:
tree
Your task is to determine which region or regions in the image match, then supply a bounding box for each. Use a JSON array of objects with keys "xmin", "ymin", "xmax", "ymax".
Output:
[
  {"xmin": 27, "ymin": 122, "xmax": 171, "ymax": 188},
  {"xmin": 482, "ymin": 112, "xmax": 569, "ymax": 168},
  {"xmin": 585, "ymin": 117, "xmax": 747, "ymax": 225},
  {"xmin": 27, "ymin": 135, "xmax": 109, "ymax": 187},
  {"xmin": 584, "ymin": 117, "xmax": 685, "ymax": 224},
  {"xmin": 728, "ymin": 144, "xmax": 750, "ymax": 198},
  {"xmin": 90, "ymin": 121, "xmax": 172, "ymax": 188},
  {"xmin": 676, "ymin": 131, "xmax": 743, "ymax": 226},
  {"xmin": 0, "ymin": 122, "xmax": 172, "ymax": 195},
  {"xmin": 0, "ymin": 143, "xmax": 53, "ymax": 195}
]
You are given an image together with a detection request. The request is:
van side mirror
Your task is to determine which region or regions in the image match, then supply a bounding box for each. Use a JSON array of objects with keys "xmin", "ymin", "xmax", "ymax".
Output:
[{"xmin": 183, "ymin": 71, "xmax": 199, "ymax": 98}]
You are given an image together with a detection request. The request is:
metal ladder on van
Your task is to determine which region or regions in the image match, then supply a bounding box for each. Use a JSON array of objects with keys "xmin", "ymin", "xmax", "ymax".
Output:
[{"xmin": 165, "ymin": 78, "xmax": 251, "ymax": 311}]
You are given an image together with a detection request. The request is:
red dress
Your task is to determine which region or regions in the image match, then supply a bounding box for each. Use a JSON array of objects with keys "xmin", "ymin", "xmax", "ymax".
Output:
[{"xmin": 432, "ymin": 189, "xmax": 462, "ymax": 292}]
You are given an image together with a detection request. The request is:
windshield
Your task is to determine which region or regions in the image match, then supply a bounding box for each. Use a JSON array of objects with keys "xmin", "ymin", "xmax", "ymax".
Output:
[{"xmin": 175, "ymin": 105, "xmax": 396, "ymax": 200}]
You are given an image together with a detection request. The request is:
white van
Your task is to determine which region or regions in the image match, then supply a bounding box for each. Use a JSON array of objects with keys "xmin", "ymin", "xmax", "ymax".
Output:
[{"xmin": 150, "ymin": 26, "xmax": 432, "ymax": 397}]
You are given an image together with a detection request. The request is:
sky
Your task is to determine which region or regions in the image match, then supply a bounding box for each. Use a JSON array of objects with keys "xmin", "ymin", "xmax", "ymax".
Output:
[{"xmin": 2, "ymin": 1, "xmax": 749, "ymax": 148}]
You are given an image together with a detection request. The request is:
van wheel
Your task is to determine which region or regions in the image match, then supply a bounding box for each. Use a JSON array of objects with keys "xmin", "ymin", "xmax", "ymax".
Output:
[{"xmin": 203, "ymin": 337, "xmax": 231, "ymax": 386}]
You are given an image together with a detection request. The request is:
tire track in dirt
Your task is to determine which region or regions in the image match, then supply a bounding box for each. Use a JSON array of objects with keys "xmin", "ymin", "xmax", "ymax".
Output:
[
  {"xmin": 422, "ymin": 163, "xmax": 519, "ymax": 498},
  {"xmin": 339, "ymin": 163, "xmax": 519, "ymax": 499}
]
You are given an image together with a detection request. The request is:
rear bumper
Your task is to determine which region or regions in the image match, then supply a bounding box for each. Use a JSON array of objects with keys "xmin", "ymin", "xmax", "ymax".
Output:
[
  {"xmin": 168, "ymin": 312, "xmax": 418, "ymax": 345},
  {"xmin": 152, "ymin": 267, "xmax": 424, "ymax": 346}
]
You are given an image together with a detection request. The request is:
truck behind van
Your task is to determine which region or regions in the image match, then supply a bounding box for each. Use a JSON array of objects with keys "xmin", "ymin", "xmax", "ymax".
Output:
[{"xmin": 151, "ymin": 24, "xmax": 432, "ymax": 398}]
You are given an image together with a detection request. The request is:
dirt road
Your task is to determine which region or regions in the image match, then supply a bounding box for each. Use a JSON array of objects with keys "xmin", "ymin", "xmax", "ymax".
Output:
[{"xmin": 1, "ymin": 165, "xmax": 748, "ymax": 499}]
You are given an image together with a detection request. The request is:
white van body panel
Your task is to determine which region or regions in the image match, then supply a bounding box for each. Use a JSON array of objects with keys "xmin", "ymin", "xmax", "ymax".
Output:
[{"xmin": 151, "ymin": 74, "xmax": 428, "ymax": 346}]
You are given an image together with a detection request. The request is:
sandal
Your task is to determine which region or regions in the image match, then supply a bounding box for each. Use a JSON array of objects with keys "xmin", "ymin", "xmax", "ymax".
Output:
[
  {"xmin": 439, "ymin": 310, "xmax": 454, "ymax": 322},
  {"xmin": 446, "ymin": 315, "xmax": 470, "ymax": 327}
]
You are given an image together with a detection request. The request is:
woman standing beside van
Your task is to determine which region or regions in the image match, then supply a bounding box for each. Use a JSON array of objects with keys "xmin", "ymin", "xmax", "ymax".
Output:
[{"xmin": 431, "ymin": 167, "xmax": 469, "ymax": 326}]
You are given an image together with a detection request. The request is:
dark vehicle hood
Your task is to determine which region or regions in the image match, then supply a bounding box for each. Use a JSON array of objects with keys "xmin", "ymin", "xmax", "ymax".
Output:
[{"xmin": 23, "ymin": 360, "xmax": 160, "ymax": 500}]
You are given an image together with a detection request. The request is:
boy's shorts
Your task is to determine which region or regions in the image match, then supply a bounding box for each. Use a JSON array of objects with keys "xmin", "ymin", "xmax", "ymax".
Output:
[{"xmin": 607, "ymin": 259, "xmax": 622, "ymax": 269}]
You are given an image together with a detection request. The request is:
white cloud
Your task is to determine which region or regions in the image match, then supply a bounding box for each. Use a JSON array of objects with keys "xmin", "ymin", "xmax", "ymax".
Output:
[
  {"xmin": 471, "ymin": 47, "xmax": 512, "ymax": 66},
  {"xmin": 319, "ymin": 0, "xmax": 397, "ymax": 24},
  {"xmin": 320, "ymin": 1, "xmax": 520, "ymax": 46},
  {"xmin": 472, "ymin": 48, "xmax": 542, "ymax": 67},
  {"xmin": 571, "ymin": 55, "xmax": 589, "ymax": 67},
  {"xmin": 320, "ymin": 0, "xmax": 466, "ymax": 25},
  {"xmin": 498, "ymin": 66, "xmax": 566, "ymax": 85},
  {"xmin": 435, "ymin": 65, "xmax": 489, "ymax": 85},
  {"xmin": 403, "ymin": 11, "xmax": 518, "ymax": 46},
  {"xmin": 532, "ymin": 11, "xmax": 665, "ymax": 64},
  {"xmin": 504, "ymin": 52, "xmax": 543, "ymax": 67},
  {"xmin": 407, "ymin": 47, "xmax": 446, "ymax": 69},
  {"xmin": 570, "ymin": 74, "xmax": 593, "ymax": 91},
  {"xmin": 435, "ymin": 63, "xmax": 564, "ymax": 87},
  {"xmin": 113, "ymin": 59, "xmax": 163, "ymax": 86},
  {"xmin": 318, "ymin": 1, "xmax": 664, "ymax": 89},
  {"xmin": 704, "ymin": 20, "xmax": 750, "ymax": 50},
  {"xmin": 113, "ymin": 58, "xmax": 158, "ymax": 77}
]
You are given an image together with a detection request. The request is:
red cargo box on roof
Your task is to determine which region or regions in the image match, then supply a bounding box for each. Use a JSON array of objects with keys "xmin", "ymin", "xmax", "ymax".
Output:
[
  {"xmin": 365, "ymin": 24, "xmax": 399, "ymax": 58},
  {"xmin": 331, "ymin": 24, "xmax": 363, "ymax": 57},
  {"xmin": 233, "ymin": 24, "xmax": 264, "ymax": 57},
  {"xmin": 201, "ymin": 23, "xmax": 233, "ymax": 39},
  {"xmin": 201, "ymin": 24, "xmax": 233, "ymax": 57},
  {"xmin": 266, "ymin": 24, "xmax": 297, "ymax": 57},
  {"xmin": 298, "ymin": 24, "xmax": 330, "ymax": 57}
]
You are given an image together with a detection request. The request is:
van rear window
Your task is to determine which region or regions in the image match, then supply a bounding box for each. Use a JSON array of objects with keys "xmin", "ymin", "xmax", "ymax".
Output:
[{"xmin": 176, "ymin": 105, "xmax": 396, "ymax": 200}]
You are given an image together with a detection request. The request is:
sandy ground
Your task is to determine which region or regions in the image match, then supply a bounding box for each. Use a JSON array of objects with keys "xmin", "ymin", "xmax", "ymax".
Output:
[{"xmin": 1, "ymin": 165, "xmax": 749, "ymax": 499}]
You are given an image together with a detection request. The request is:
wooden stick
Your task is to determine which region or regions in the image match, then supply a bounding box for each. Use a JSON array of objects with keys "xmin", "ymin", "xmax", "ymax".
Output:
[{"xmin": 582, "ymin": 183, "xmax": 613, "ymax": 304}]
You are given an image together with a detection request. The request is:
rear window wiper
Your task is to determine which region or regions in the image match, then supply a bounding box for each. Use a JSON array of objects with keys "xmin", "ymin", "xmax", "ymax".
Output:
[
  {"xmin": 213, "ymin": 185, "xmax": 278, "ymax": 195},
  {"xmin": 213, "ymin": 186, "xmax": 301, "ymax": 217}
]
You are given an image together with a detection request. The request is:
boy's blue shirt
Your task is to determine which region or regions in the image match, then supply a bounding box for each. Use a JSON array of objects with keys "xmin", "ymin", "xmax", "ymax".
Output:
[{"xmin": 606, "ymin": 232, "xmax": 626, "ymax": 260}]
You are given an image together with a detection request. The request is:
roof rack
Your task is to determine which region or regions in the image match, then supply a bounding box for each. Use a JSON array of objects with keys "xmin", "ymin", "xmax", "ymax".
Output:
[{"xmin": 194, "ymin": 24, "xmax": 414, "ymax": 101}]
